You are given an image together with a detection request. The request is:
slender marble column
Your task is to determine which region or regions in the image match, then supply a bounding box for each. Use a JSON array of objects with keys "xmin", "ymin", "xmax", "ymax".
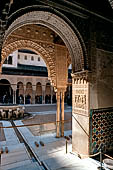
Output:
[
  {"xmin": 13, "ymin": 90, "xmax": 15, "ymax": 104},
  {"xmin": 23, "ymin": 87, "xmax": 25, "ymax": 105},
  {"xmin": 61, "ymin": 91, "xmax": 65, "ymax": 137},
  {"xmin": 14, "ymin": 91, "xmax": 16, "ymax": 104},
  {"xmin": 32, "ymin": 86, "xmax": 36, "ymax": 104},
  {"xmin": 56, "ymin": 90, "xmax": 61, "ymax": 137},
  {"xmin": 42, "ymin": 85, "xmax": 46, "ymax": 104},
  {"xmin": 11, "ymin": 85, "xmax": 17, "ymax": 104}
]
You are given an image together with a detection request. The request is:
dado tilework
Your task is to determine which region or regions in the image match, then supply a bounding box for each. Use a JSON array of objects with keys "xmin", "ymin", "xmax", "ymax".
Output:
[{"xmin": 90, "ymin": 108, "xmax": 113, "ymax": 154}]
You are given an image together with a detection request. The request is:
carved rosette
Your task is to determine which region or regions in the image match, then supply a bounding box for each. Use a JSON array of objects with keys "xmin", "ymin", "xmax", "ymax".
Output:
[
  {"xmin": 4, "ymin": 11, "xmax": 86, "ymax": 73},
  {"xmin": 2, "ymin": 40, "xmax": 56, "ymax": 86}
]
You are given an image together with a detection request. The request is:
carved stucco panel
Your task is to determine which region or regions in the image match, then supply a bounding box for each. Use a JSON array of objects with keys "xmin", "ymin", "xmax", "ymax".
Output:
[{"xmin": 72, "ymin": 76, "xmax": 89, "ymax": 116}]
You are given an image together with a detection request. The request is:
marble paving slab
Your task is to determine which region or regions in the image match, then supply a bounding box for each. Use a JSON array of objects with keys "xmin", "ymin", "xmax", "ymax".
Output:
[
  {"xmin": 0, "ymin": 122, "xmax": 6, "ymax": 142},
  {"xmin": 1, "ymin": 159, "xmax": 32, "ymax": 170},
  {"xmin": 8, "ymin": 163, "xmax": 42, "ymax": 170}
]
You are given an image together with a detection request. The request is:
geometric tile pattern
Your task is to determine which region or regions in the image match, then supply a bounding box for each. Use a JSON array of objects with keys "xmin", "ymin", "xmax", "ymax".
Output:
[{"xmin": 90, "ymin": 108, "xmax": 113, "ymax": 154}]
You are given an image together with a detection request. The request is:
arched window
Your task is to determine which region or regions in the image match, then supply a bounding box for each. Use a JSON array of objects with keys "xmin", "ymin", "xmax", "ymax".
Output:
[
  {"xmin": 31, "ymin": 56, "xmax": 34, "ymax": 61},
  {"xmin": 38, "ymin": 57, "xmax": 40, "ymax": 61},
  {"xmin": 24, "ymin": 55, "xmax": 27, "ymax": 60},
  {"xmin": 8, "ymin": 56, "xmax": 12, "ymax": 64},
  {"xmin": 0, "ymin": 79, "xmax": 13, "ymax": 103}
]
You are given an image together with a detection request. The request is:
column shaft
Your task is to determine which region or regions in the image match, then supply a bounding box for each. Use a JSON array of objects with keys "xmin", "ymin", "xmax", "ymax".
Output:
[
  {"xmin": 61, "ymin": 91, "xmax": 65, "ymax": 137},
  {"xmin": 13, "ymin": 91, "xmax": 15, "ymax": 104},
  {"xmin": 32, "ymin": 90, "xmax": 36, "ymax": 104},
  {"xmin": 14, "ymin": 91, "xmax": 16, "ymax": 104},
  {"xmin": 42, "ymin": 85, "xmax": 45, "ymax": 104},
  {"xmin": 56, "ymin": 91, "xmax": 60, "ymax": 137}
]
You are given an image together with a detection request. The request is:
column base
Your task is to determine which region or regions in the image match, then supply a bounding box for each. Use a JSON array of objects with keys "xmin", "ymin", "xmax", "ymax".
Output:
[
  {"xmin": 56, "ymin": 135, "xmax": 60, "ymax": 138},
  {"xmin": 61, "ymin": 133, "xmax": 64, "ymax": 137},
  {"xmin": 97, "ymin": 167, "xmax": 105, "ymax": 170}
]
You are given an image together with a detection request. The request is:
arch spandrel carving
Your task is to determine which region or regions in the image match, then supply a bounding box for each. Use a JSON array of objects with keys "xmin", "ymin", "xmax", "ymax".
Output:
[
  {"xmin": 4, "ymin": 11, "xmax": 87, "ymax": 73},
  {"xmin": 2, "ymin": 40, "xmax": 56, "ymax": 87}
]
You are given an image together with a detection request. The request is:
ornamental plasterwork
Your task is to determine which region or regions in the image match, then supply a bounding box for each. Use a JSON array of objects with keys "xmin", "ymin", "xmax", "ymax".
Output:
[
  {"xmin": 4, "ymin": 24, "xmax": 57, "ymax": 65},
  {"xmin": 4, "ymin": 11, "xmax": 86, "ymax": 72},
  {"xmin": 72, "ymin": 74, "xmax": 89, "ymax": 116},
  {"xmin": 67, "ymin": 50, "xmax": 72, "ymax": 68},
  {"xmin": 2, "ymin": 39, "xmax": 56, "ymax": 87}
]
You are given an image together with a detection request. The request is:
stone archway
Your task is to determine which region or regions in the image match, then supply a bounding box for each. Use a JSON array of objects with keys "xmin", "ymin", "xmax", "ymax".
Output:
[
  {"xmin": 2, "ymin": 39, "xmax": 56, "ymax": 87},
  {"xmin": 1, "ymin": 10, "xmax": 89, "ymax": 154},
  {"xmin": 3, "ymin": 11, "xmax": 86, "ymax": 72},
  {"xmin": 0, "ymin": 79, "xmax": 13, "ymax": 104}
]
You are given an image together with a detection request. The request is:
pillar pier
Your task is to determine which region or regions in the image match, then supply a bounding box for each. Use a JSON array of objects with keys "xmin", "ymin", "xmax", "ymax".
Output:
[
  {"xmin": 55, "ymin": 45, "xmax": 68, "ymax": 138},
  {"xmin": 56, "ymin": 90, "xmax": 61, "ymax": 138},
  {"xmin": 72, "ymin": 72, "xmax": 90, "ymax": 157},
  {"xmin": 61, "ymin": 91, "xmax": 65, "ymax": 137}
]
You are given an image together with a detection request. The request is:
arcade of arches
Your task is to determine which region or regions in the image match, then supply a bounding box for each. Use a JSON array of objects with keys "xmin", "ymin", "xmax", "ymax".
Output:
[
  {"xmin": 1, "ymin": 4, "xmax": 113, "ymax": 157},
  {"xmin": 0, "ymin": 78, "xmax": 71, "ymax": 105}
]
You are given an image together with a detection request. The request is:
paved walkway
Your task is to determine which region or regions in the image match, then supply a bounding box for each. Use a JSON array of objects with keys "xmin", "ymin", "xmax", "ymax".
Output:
[
  {"xmin": 0, "ymin": 120, "xmax": 109, "ymax": 170},
  {"xmin": 0, "ymin": 105, "xmax": 110, "ymax": 170}
]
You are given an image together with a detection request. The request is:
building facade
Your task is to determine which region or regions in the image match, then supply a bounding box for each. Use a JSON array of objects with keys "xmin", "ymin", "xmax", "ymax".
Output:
[{"xmin": 0, "ymin": 49, "xmax": 72, "ymax": 105}]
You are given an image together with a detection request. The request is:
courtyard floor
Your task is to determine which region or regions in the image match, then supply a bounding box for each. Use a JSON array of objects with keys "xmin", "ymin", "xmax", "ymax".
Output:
[{"xmin": 0, "ymin": 104, "xmax": 109, "ymax": 170}]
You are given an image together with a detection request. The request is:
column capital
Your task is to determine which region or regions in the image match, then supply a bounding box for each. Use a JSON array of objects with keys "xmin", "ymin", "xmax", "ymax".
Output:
[
  {"xmin": 11, "ymin": 85, "xmax": 17, "ymax": 91},
  {"xmin": 71, "ymin": 70, "xmax": 92, "ymax": 82},
  {"xmin": 32, "ymin": 85, "xmax": 36, "ymax": 91},
  {"xmin": 55, "ymin": 88, "xmax": 66, "ymax": 93}
]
